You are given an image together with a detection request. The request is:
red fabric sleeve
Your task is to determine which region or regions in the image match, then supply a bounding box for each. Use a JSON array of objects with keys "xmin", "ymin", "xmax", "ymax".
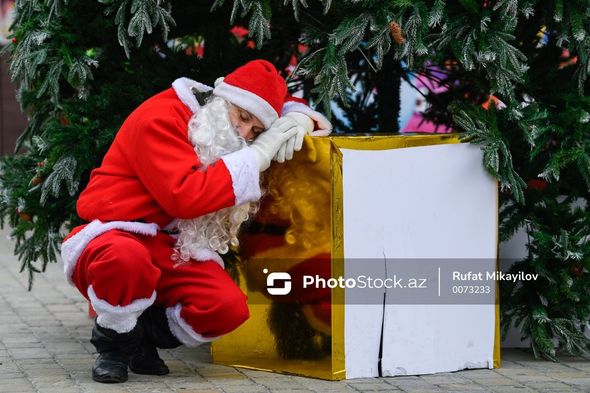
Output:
[{"xmin": 126, "ymin": 114, "xmax": 236, "ymax": 219}]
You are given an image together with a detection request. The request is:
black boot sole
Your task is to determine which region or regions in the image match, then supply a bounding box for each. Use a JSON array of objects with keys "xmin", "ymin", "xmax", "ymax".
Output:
[
  {"xmin": 92, "ymin": 370, "xmax": 129, "ymax": 383},
  {"xmin": 129, "ymin": 363, "xmax": 170, "ymax": 375},
  {"xmin": 92, "ymin": 355, "xmax": 129, "ymax": 383}
]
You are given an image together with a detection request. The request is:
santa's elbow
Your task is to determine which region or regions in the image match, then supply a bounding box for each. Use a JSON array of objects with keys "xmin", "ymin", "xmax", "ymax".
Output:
[{"xmin": 163, "ymin": 199, "xmax": 218, "ymax": 219}]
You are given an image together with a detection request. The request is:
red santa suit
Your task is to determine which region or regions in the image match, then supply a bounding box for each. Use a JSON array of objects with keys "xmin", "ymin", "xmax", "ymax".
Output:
[{"xmin": 61, "ymin": 61, "xmax": 331, "ymax": 347}]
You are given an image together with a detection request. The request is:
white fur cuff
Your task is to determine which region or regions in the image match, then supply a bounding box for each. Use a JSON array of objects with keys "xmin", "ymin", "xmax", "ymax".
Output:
[
  {"xmin": 281, "ymin": 101, "xmax": 332, "ymax": 134},
  {"xmin": 61, "ymin": 220, "xmax": 159, "ymax": 286},
  {"xmin": 166, "ymin": 304, "xmax": 220, "ymax": 348},
  {"xmin": 221, "ymin": 148, "xmax": 261, "ymax": 206},
  {"xmin": 88, "ymin": 285, "xmax": 156, "ymax": 333}
]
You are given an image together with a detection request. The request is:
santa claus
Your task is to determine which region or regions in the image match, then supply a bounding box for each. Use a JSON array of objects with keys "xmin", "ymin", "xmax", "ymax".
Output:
[{"xmin": 60, "ymin": 60, "xmax": 331, "ymax": 383}]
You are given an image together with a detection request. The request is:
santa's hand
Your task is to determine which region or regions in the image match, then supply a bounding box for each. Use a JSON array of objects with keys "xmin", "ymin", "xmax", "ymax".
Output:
[
  {"xmin": 274, "ymin": 125, "xmax": 307, "ymax": 163},
  {"xmin": 273, "ymin": 112, "xmax": 313, "ymax": 163},
  {"xmin": 247, "ymin": 117, "xmax": 299, "ymax": 172},
  {"xmin": 285, "ymin": 112, "xmax": 314, "ymax": 135}
]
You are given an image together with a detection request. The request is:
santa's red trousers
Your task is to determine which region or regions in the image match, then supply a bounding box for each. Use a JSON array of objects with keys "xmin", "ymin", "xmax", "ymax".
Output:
[{"xmin": 71, "ymin": 228, "xmax": 249, "ymax": 346}]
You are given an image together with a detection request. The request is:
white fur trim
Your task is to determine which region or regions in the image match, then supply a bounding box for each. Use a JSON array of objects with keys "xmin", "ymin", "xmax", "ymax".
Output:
[
  {"xmin": 172, "ymin": 77, "xmax": 214, "ymax": 113},
  {"xmin": 61, "ymin": 220, "xmax": 159, "ymax": 286},
  {"xmin": 213, "ymin": 81, "xmax": 278, "ymax": 129},
  {"xmin": 220, "ymin": 147, "xmax": 261, "ymax": 205},
  {"xmin": 281, "ymin": 101, "xmax": 332, "ymax": 134},
  {"xmin": 190, "ymin": 248, "xmax": 225, "ymax": 268},
  {"xmin": 165, "ymin": 303, "xmax": 220, "ymax": 347},
  {"xmin": 88, "ymin": 285, "xmax": 156, "ymax": 333}
]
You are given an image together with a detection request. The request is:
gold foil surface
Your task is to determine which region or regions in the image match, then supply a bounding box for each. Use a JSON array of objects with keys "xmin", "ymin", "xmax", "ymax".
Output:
[
  {"xmin": 212, "ymin": 136, "xmax": 338, "ymax": 379},
  {"xmin": 211, "ymin": 134, "xmax": 500, "ymax": 379}
]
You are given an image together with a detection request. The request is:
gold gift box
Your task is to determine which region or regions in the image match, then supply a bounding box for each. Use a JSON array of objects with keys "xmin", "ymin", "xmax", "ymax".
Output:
[{"xmin": 212, "ymin": 134, "xmax": 500, "ymax": 380}]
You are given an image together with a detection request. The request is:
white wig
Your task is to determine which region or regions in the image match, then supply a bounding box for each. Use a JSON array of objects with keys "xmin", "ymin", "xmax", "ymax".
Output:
[{"xmin": 173, "ymin": 96, "xmax": 258, "ymax": 262}]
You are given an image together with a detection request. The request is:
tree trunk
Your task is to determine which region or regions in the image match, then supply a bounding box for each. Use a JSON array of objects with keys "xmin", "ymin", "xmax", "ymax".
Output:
[{"xmin": 375, "ymin": 54, "xmax": 401, "ymax": 133}]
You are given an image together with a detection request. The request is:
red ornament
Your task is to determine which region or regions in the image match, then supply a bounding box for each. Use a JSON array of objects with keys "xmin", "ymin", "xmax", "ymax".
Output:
[
  {"xmin": 230, "ymin": 26, "xmax": 249, "ymax": 39},
  {"xmin": 570, "ymin": 263, "xmax": 584, "ymax": 277},
  {"xmin": 195, "ymin": 43, "xmax": 204, "ymax": 58},
  {"xmin": 527, "ymin": 179, "xmax": 549, "ymax": 191},
  {"xmin": 11, "ymin": 37, "xmax": 17, "ymax": 44},
  {"xmin": 482, "ymin": 95, "xmax": 506, "ymax": 111},
  {"xmin": 59, "ymin": 113, "xmax": 69, "ymax": 126},
  {"xmin": 16, "ymin": 208, "xmax": 32, "ymax": 222}
]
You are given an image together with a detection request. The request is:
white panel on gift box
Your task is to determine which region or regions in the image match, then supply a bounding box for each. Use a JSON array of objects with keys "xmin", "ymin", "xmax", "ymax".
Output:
[
  {"xmin": 341, "ymin": 143, "xmax": 497, "ymax": 377},
  {"xmin": 380, "ymin": 304, "xmax": 495, "ymax": 376},
  {"xmin": 343, "ymin": 261, "xmax": 385, "ymax": 378}
]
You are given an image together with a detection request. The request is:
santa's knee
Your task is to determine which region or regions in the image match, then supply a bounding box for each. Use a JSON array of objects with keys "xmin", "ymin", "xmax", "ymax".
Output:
[
  {"xmin": 165, "ymin": 290, "xmax": 249, "ymax": 348},
  {"xmin": 87, "ymin": 237, "xmax": 160, "ymax": 303},
  {"xmin": 187, "ymin": 288, "xmax": 249, "ymax": 337},
  {"xmin": 209, "ymin": 289, "xmax": 250, "ymax": 335}
]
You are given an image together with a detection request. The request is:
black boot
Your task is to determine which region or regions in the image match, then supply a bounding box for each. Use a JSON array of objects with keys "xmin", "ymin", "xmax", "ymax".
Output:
[
  {"xmin": 129, "ymin": 335, "xmax": 170, "ymax": 375},
  {"xmin": 91, "ymin": 321, "xmax": 142, "ymax": 383},
  {"xmin": 129, "ymin": 305, "xmax": 181, "ymax": 375}
]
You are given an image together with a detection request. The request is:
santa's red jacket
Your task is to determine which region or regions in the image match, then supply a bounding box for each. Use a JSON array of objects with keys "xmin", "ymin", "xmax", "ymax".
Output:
[{"xmin": 61, "ymin": 78, "xmax": 262, "ymax": 283}]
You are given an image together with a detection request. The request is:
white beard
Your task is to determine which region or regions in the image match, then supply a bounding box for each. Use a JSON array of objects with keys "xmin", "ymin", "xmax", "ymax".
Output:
[{"xmin": 173, "ymin": 96, "xmax": 257, "ymax": 262}]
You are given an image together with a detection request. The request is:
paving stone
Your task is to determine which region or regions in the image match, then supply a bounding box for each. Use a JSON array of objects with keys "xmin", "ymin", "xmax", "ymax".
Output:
[
  {"xmin": 221, "ymin": 385, "xmax": 270, "ymax": 393},
  {"xmin": 297, "ymin": 378, "xmax": 346, "ymax": 388},
  {"xmin": 522, "ymin": 381, "xmax": 582, "ymax": 390},
  {"xmin": 165, "ymin": 380, "xmax": 221, "ymax": 390},
  {"xmin": 8, "ymin": 348, "xmax": 54, "ymax": 360},
  {"xmin": 32, "ymin": 389, "xmax": 81, "ymax": 393},
  {"xmin": 0, "ymin": 372, "xmax": 25, "ymax": 379},
  {"xmin": 78, "ymin": 382, "xmax": 132, "ymax": 392},
  {"xmin": 260, "ymin": 380, "xmax": 308, "ymax": 390},
  {"xmin": 443, "ymin": 390, "xmax": 492, "ymax": 393},
  {"xmin": 555, "ymin": 378, "xmax": 590, "ymax": 386},
  {"xmin": 0, "ymin": 378, "xmax": 35, "ymax": 389},
  {"xmin": 44, "ymin": 342, "xmax": 89, "ymax": 355},
  {"xmin": 488, "ymin": 388, "xmax": 539, "ymax": 393},
  {"xmin": 436, "ymin": 383, "xmax": 488, "ymax": 391},
  {"xmin": 345, "ymin": 381, "xmax": 399, "ymax": 390}
]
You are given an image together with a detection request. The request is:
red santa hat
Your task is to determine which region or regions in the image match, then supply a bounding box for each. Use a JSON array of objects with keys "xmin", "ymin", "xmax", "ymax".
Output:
[{"xmin": 213, "ymin": 60, "xmax": 287, "ymax": 129}]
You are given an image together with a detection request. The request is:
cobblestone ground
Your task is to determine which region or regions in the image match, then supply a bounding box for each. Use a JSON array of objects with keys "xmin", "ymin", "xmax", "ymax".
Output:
[{"xmin": 0, "ymin": 231, "xmax": 589, "ymax": 393}]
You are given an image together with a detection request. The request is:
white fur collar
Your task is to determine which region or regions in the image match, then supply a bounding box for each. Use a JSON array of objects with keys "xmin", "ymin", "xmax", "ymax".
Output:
[{"xmin": 171, "ymin": 77, "xmax": 214, "ymax": 113}]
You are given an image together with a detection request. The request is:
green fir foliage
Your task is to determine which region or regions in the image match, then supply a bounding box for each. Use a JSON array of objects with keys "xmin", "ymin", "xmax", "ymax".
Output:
[{"xmin": 1, "ymin": 0, "xmax": 590, "ymax": 360}]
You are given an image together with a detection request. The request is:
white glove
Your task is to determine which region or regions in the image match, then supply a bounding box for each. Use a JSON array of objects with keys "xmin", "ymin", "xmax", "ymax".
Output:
[
  {"xmin": 274, "ymin": 112, "xmax": 314, "ymax": 163},
  {"xmin": 248, "ymin": 117, "xmax": 300, "ymax": 172}
]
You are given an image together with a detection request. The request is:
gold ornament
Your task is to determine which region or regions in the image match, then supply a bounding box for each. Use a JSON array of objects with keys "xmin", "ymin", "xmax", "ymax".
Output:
[
  {"xmin": 17, "ymin": 210, "xmax": 32, "ymax": 222},
  {"xmin": 389, "ymin": 21, "xmax": 405, "ymax": 44},
  {"xmin": 31, "ymin": 175, "xmax": 43, "ymax": 186}
]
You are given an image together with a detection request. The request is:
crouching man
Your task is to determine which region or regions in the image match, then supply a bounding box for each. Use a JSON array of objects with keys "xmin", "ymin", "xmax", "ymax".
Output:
[{"xmin": 60, "ymin": 60, "xmax": 331, "ymax": 383}]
